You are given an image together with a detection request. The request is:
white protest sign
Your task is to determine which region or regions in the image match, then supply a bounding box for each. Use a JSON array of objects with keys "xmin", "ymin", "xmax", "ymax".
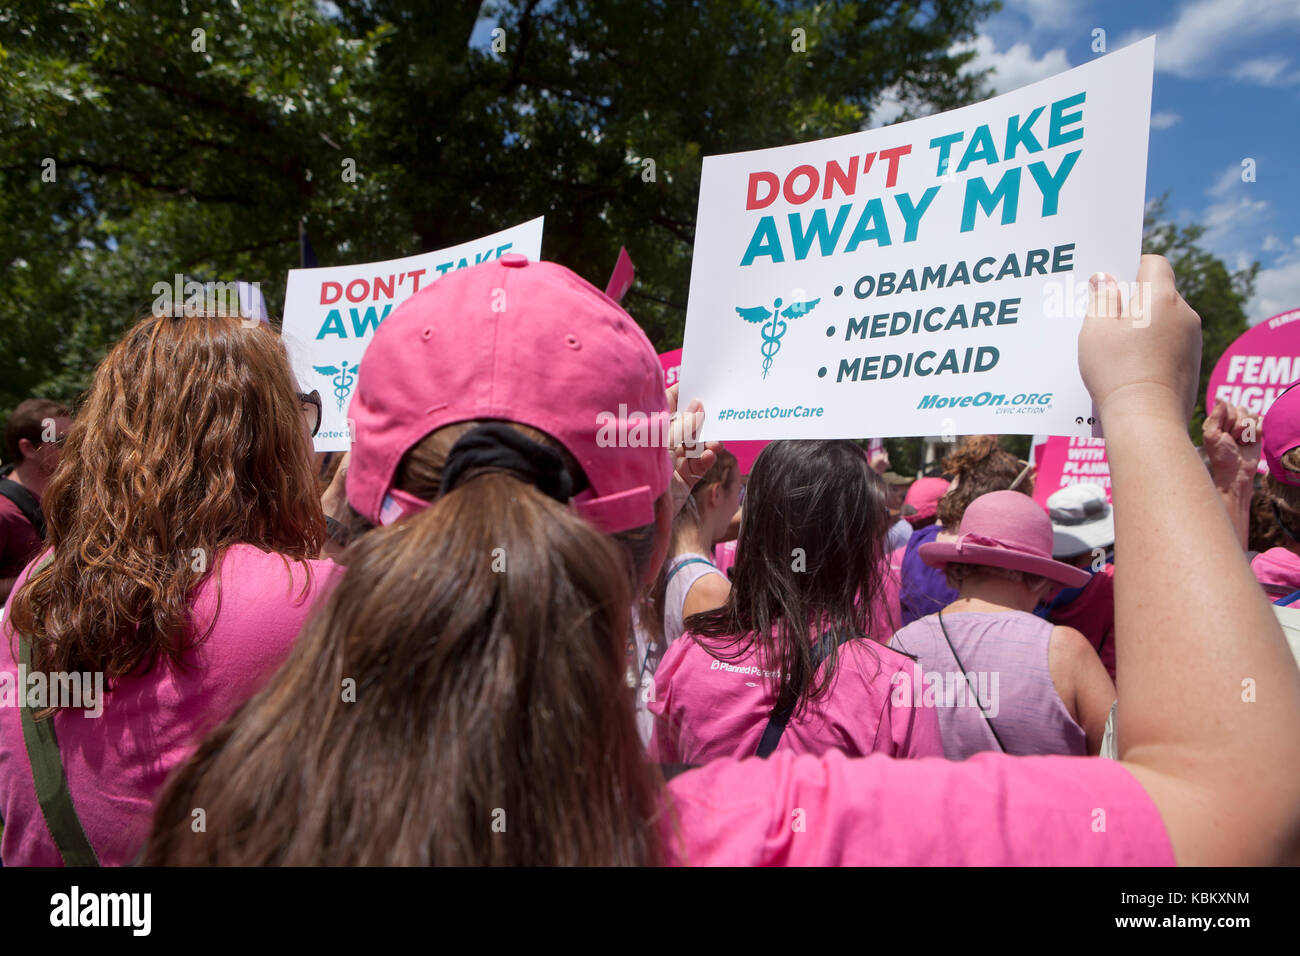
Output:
[
  {"xmin": 282, "ymin": 217, "xmax": 544, "ymax": 450},
  {"xmin": 680, "ymin": 38, "xmax": 1154, "ymax": 441}
]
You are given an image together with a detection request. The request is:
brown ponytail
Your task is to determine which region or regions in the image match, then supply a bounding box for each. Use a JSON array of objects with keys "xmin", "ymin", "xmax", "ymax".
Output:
[{"xmin": 142, "ymin": 435, "xmax": 666, "ymax": 865}]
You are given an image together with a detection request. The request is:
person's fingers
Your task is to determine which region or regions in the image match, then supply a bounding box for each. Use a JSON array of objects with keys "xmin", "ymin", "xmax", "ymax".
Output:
[
  {"xmin": 1222, "ymin": 402, "xmax": 1242, "ymax": 441},
  {"xmin": 1136, "ymin": 252, "xmax": 1176, "ymax": 290},
  {"xmin": 666, "ymin": 383, "xmax": 680, "ymax": 416},
  {"xmin": 1204, "ymin": 399, "xmax": 1227, "ymax": 438},
  {"xmin": 679, "ymin": 449, "xmax": 717, "ymax": 480},
  {"xmin": 671, "ymin": 398, "xmax": 711, "ymax": 463},
  {"xmin": 1086, "ymin": 272, "xmax": 1123, "ymax": 321},
  {"xmin": 681, "ymin": 409, "xmax": 705, "ymax": 449},
  {"xmin": 1230, "ymin": 404, "xmax": 1259, "ymax": 446}
]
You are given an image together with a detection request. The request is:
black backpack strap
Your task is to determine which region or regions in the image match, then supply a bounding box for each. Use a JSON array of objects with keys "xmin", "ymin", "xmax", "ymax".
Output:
[
  {"xmin": 15, "ymin": 555, "xmax": 99, "ymax": 866},
  {"xmin": 658, "ymin": 763, "xmax": 699, "ymax": 782},
  {"xmin": 755, "ymin": 629, "xmax": 850, "ymax": 758},
  {"xmin": 0, "ymin": 478, "xmax": 46, "ymax": 540}
]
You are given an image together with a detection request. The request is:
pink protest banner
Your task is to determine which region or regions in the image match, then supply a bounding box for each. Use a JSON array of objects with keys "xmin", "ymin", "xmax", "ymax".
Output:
[
  {"xmin": 1031, "ymin": 436, "xmax": 1111, "ymax": 505},
  {"xmin": 1206, "ymin": 307, "xmax": 1300, "ymax": 417},
  {"xmin": 660, "ymin": 348, "xmax": 768, "ymax": 474},
  {"xmin": 1029, "ymin": 433, "xmax": 1050, "ymax": 468},
  {"xmin": 605, "ymin": 247, "xmax": 635, "ymax": 304}
]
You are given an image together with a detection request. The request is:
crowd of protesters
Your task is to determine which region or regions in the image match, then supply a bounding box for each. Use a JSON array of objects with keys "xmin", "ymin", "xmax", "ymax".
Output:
[{"xmin": 0, "ymin": 254, "xmax": 1298, "ymax": 866}]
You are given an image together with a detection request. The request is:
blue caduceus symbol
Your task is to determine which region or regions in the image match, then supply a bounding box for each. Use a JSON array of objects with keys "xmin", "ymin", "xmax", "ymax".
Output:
[
  {"xmin": 313, "ymin": 360, "xmax": 359, "ymax": 411},
  {"xmin": 735, "ymin": 296, "xmax": 821, "ymax": 378}
]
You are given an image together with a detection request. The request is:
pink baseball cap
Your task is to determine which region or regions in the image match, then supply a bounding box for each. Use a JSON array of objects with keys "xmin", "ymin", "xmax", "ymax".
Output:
[
  {"xmin": 1263, "ymin": 380, "xmax": 1300, "ymax": 486},
  {"xmin": 346, "ymin": 254, "xmax": 672, "ymax": 533},
  {"xmin": 901, "ymin": 476, "xmax": 950, "ymax": 526},
  {"xmin": 918, "ymin": 490, "xmax": 1090, "ymax": 588}
]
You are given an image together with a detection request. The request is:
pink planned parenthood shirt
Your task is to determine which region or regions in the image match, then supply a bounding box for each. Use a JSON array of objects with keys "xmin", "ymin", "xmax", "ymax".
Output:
[
  {"xmin": 0, "ymin": 544, "xmax": 339, "ymax": 866},
  {"xmin": 648, "ymin": 630, "xmax": 942, "ymax": 763},
  {"xmin": 662, "ymin": 748, "xmax": 1175, "ymax": 865}
]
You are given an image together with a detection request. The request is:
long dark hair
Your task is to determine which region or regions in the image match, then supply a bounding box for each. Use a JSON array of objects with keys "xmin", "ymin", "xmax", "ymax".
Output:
[
  {"xmin": 685, "ymin": 440, "xmax": 891, "ymax": 717},
  {"xmin": 140, "ymin": 423, "xmax": 666, "ymax": 866}
]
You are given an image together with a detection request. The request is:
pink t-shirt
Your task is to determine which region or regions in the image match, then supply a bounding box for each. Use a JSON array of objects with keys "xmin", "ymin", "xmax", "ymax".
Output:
[
  {"xmin": 872, "ymin": 558, "xmax": 901, "ymax": 642},
  {"xmin": 1252, "ymin": 547, "xmax": 1300, "ymax": 600},
  {"xmin": 0, "ymin": 494, "xmax": 42, "ymax": 581},
  {"xmin": 648, "ymin": 631, "xmax": 942, "ymax": 763},
  {"xmin": 663, "ymin": 748, "xmax": 1175, "ymax": 865},
  {"xmin": 713, "ymin": 539, "xmax": 737, "ymax": 579},
  {"xmin": 0, "ymin": 544, "xmax": 339, "ymax": 866},
  {"xmin": 1047, "ymin": 564, "xmax": 1116, "ymax": 680}
]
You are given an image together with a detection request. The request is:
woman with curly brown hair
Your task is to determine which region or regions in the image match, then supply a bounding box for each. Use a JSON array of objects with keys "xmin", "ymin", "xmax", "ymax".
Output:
[
  {"xmin": 899, "ymin": 435, "xmax": 1033, "ymax": 625},
  {"xmin": 0, "ymin": 312, "xmax": 338, "ymax": 866}
]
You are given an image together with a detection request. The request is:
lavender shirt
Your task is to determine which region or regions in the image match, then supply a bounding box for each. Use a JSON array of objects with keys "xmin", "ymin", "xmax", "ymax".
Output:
[{"xmin": 890, "ymin": 610, "xmax": 1087, "ymax": 759}]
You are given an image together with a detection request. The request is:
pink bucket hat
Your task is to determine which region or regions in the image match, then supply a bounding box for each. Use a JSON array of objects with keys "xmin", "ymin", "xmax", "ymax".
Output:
[
  {"xmin": 346, "ymin": 254, "xmax": 672, "ymax": 533},
  {"xmin": 918, "ymin": 490, "xmax": 1090, "ymax": 588},
  {"xmin": 1263, "ymin": 380, "xmax": 1300, "ymax": 487},
  {"xmin": 901, "ymin": 476, "xmax": 950, "ymax": 526}
]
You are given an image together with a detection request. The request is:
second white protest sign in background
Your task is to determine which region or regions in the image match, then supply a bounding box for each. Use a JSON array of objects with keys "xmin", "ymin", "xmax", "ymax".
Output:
[{"xmin": 282, "ymin": 217, "xmax": 544, "ymax": 451}]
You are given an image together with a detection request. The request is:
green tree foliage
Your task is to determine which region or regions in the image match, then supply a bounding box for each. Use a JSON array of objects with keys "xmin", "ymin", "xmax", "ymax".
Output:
[{"xmin": 0, "ymin": 0, "xmax": 996, "ymax": 421}]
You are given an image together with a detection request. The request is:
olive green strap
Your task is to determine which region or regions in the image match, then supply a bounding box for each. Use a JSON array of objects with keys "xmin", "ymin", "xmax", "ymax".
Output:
[{"xmin": 16, "ymin": 556, "xmax": 99, "ymax": 866}]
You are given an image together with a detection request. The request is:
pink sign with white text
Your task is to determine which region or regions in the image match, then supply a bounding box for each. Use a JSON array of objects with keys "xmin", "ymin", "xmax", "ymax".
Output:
[
  {"xmin": 1031, "ymin": 436, "xmax": 1111, "ymax": 505},
  {"xmin": 1206, "ymin": 307, "xmax": 1300, "ymax": 417}
]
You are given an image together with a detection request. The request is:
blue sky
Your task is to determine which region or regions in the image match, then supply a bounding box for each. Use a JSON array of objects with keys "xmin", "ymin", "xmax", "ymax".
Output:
[
  {"xmin": 933, "ymin": 0, "xmax": 1300, "ymax": 323},
  {"xmin": 467, "ymin": 1, "xmax": 1297, "ymax": 321}
]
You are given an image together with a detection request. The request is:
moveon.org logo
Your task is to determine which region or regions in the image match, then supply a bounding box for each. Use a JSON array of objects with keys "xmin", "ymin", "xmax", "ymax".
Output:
[
  {"xmin": 1, "ymin": 668, "xmax": 104, "ymax": 718},
  {"xmin": 917, "ymin": 390, "xmax": 1053, "ymax": 411}
]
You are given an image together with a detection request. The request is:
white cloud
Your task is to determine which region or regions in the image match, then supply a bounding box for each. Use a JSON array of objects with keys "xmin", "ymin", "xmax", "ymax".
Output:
[
  {"xmin": 868, "ymin": 84, "xmax": 909, "ymax": 128},
  {"xmin": 1002, "ymin": 0, "xmax": 1083, "ymax": 35},
  {"xmin": 1128, "ymin": 0, "xmax": 1300, "ymax": 79},
  {"xmin": 1263, "ymin": 235, "xmax": 1283, "ymax": 252},
  {"xmin": 1231, "ymin": 56, "xmax": 1300, "ymax": 85},
  {"xmin": 952, "ymin": 34, "xmax": 1072, "ymax": 94},
  {"xmin": 1194, "ymin": 164, "xmax": 1271, "ymax": 269},
  {"xmin": 1200, "ymin": 195, "xmax": 1271, "ymax": 253},
  {"xmin": 1249, "ymin": 245, "xmax": 1300, "ymax": 323},
  {"xmin": 1208, "ymin": 162, "xmax": 1248, "ymax": 198},
  {"xmin": 1150, "ymin": 111, "xmax": 1181, "ymax": 129},
  {"xmin": 1233, "ymin": 56, "xmax": 1288, "ymax": 83}
]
